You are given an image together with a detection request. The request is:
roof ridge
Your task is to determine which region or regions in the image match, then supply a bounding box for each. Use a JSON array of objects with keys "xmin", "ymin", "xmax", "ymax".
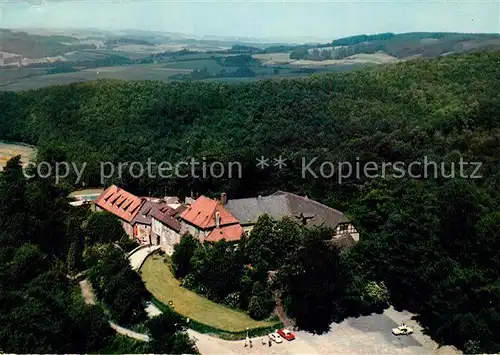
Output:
[
  {"xmin": 95, "ymin": 185, "xmax": 143, "ymax": 223},
  {"xmin": 282, "ymin": 191, "xmax": 346, "ymax": 216}
]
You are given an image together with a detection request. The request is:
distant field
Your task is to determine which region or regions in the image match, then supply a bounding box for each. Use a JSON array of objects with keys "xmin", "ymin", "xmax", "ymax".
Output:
[
  {"xmin": 345, "ymin": 51, "xmax": 399, "ymax": 63},
  {"xmin": 457, "ymin": 38, "xmax": 500, "ymax": 52},
  {"xmin": 0, "ymin": 67, "xmax": 47, "ymax": 85},
  {"xmin": 97, "ymin": 50, "xmax": 152, "ymax": 60},
  {"xmin": 114, "ymin": 43, "xmax": 188, "ymax": 53},
  {"xmin": 252, "ymin": 52, "xmax": 292, "ymax": 65},
  {"xmin": 0, "ymin": 29, "xmax": 95, "ymax": 57},
  {"xmin": 0, "ymin": 55, "xmax": 385, "ymax": 91},
  {"xmin": 58, "ymin": 49, "xmax": 151, "ymax": 62},
  {"xmin": 163, "ymin": 58, "xmax": 226, "ymax": 73},
  {"xmin": 200, "ymin": 64, "xmax": 373, "ymax": 83},
  {"xmin": 253, "ymin": 51, "xmax": 399, "ymax": 67},
  {"xmin": 0, "ymin": 142, "xmax": 36, "ymax": 170},
  {"xmin": 163, "ymin": 53, "xmax": 234, "ymax": 61},
  {"xmin": 290, "ymin": 57, "xmax": 397, "ymax": 67},
  {"xmin": 62, "ymin": 50, "xmax": 114, "ymax": 61},
  {"xmin": 0, "ymin": 64, "xmax": 192, "ymax": 91}
]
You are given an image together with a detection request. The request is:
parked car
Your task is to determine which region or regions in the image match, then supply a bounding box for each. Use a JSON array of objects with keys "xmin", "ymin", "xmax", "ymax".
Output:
[
  {"xmin": 277, "ymin": 328, "xmax": 295, "ymax": 341},
  {"xmin": 392, "ymin": 323, "xmax": 414, "ymax": 336},
  {"xmin": 268, "ymin": 332, "xmax": 283, "ymax": 343}
]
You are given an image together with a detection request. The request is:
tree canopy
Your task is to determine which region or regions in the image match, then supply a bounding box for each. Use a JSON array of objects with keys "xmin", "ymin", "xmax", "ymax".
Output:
[
  {"xmin": 0, "ymin": 158, "xmax": 197, "ymax": 353},
  {"xmin": 1, "ymin": 50, "xmax": 500, "ymax": 352}
]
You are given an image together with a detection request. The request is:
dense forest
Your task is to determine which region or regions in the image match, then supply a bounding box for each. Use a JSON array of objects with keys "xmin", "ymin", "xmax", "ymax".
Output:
[
  {"xmin": 1, "ymin": 50, "xmax": 500, "ymax": 352},
  {"xmin": 0, "ymin": 157, "xmax": 198, "ymax": 354},
  {"xmin": 330, "ymin": 32, "xmax": 500, "ymax": 47}
]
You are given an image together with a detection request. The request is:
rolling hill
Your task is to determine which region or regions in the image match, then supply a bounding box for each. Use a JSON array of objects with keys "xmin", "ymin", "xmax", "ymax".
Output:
[{"xmin": 1, "ymin": 29, "xmax": 500, "ymax": 90}]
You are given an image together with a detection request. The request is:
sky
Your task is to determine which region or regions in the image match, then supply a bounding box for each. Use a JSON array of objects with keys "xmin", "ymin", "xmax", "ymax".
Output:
[{"xmin": 0, "ymin": 0, "xmax": 499, "ymax": 42}]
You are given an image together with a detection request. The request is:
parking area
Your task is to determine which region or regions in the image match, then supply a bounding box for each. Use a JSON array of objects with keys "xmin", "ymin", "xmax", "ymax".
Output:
[{"xmin": 189, "ymin": 307, "xmax": 460, "ymax": 355}]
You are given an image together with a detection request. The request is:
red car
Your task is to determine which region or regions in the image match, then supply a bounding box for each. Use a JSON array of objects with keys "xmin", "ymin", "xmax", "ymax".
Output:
[{"xmin": 277, "ymin": 328, "xmax": 295, "ymax": 341}]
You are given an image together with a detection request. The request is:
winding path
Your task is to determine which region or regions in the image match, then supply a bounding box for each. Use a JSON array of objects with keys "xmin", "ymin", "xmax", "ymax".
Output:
[
  {"xmin": 77, "ymin": 245, "xmax": 162, "ymax": 342},
  {"xmin": 79, "ymin": 279, "xmax": 151, "ymax": 342},
  {"xmin": 129, "ymin": 245, "xmax": 161, "ymax": 270}
]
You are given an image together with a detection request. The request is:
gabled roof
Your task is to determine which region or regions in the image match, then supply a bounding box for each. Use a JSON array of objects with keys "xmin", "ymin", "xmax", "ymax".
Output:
[
  {"xmin": 225, "ymin": 191, "xmax": 350, "ymax": 229},
  {"xmin": 225, "ymin": 194, "xmax": 290, "ymax": 226},
  {"xmin": 272, "ymin": 191, "xmax": 350, "ymax": 229},
  {"xmin": 205, "ymin": 224, "xmax": 244, "ymax": 243},
  {"xmin": 151, "ymin": 205, "xmax": 182, "ymax": 232},
  {"xmin": 131, "ymin": 200, "xmax": 167, "ymax": 226},
  {"xmin": 179, "ymin": 195, "xmax": 239, "ymax": 230},
  {"xmin": 94, "ymin": 185, "xmax": 143, "ymax": 223}
]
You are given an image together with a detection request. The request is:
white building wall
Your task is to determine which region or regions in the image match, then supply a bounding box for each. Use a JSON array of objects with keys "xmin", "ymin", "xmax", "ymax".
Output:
[
  {"xmin": 152, "ymin": 218, "xmax": 181, "ymax": 256},
  {"xmin": 180, "ymin": 221, "xmax": 207, "ymax": 243},
  {"xmin": 334, "ymin": 223, "xmax": 359, "ymax": 242}
]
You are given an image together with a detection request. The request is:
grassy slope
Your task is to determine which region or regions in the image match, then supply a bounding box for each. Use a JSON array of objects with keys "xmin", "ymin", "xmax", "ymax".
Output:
[{"xmin": 140, "ymin": 255, "xmax": 273, "ymax": 332}]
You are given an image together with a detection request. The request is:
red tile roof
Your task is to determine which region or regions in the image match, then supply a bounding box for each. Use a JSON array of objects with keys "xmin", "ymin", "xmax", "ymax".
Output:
[
  {"xmin": 179, "ymin": 195, "xmax": 239, "ymax": 230},
  {"xmin": 94, "ymin": 185, "xmax": 143, "ymax": 223},
  {"xmin": 205, "ymin": 224, "xmax": 244, "ymax": 243}
]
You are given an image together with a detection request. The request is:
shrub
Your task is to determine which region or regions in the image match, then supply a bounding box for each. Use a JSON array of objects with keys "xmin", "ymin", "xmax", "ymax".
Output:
[
  {"xmin": 180, "ymin": 273, "xmax": 197, "ymax": 290},
  {"xmin": 248, "ymin": 294, "xmax": 275, "ymax": 320},
  {"xmin": 171, "ymin": 234, "xmax": 200, "ymax": 278},
  {"xmin": 223, "ymin": 292, "xmax": 240, "ymax": 310},
  {"xmin": 248, "ymin": 281, "xmax": 275, "ymax": 320},
  {"xmin": 363, "ymin": 281, "xmax": 389, "ymax": 310},
  {"xmin": 117, "ymin": 236, "xmax": 138, "ymax": 253}
]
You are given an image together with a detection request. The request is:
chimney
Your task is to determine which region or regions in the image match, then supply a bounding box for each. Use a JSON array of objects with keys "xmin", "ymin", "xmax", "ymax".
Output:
[
  {"xmin": 215, "ymin": 211, "xmax": 221, "ymax": 228},
  {"xmin": 221, "ymin": 192, "xmax": 227, "ymax": 205}
]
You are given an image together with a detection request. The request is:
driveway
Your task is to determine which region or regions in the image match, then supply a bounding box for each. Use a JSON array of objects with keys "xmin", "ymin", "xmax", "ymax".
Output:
[
  {"xmin": 188, "ymin": 308, "xmax": 460, "ymax": 355},
  {"xmin": 129, "ymin": 245, "xmax": 161, "ymax": 270}
]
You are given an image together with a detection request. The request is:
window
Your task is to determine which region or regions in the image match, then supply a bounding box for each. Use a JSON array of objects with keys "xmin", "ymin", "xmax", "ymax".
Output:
[{"xmin": 339, "ymin": 224, "xmax": 349, "ymax": 232}]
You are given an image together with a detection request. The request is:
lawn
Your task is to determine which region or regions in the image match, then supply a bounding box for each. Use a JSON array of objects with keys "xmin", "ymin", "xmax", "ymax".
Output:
[
  {"xmin": 140, "ymin": 254, "xmax": 274, "ymax": 332},
  {"xmin": 163, "ymin": 58, "xmax": 226, "ymax": 73}
]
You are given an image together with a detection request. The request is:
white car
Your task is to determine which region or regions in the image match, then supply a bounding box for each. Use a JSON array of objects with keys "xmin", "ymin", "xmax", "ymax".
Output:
[
  {"xmin": 268, "ymin": 332, "xmax": 283, "ymax": 343},
  {"xmin": 392, "ymin": 324, "xmax": 414, "ymax": 336}
]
